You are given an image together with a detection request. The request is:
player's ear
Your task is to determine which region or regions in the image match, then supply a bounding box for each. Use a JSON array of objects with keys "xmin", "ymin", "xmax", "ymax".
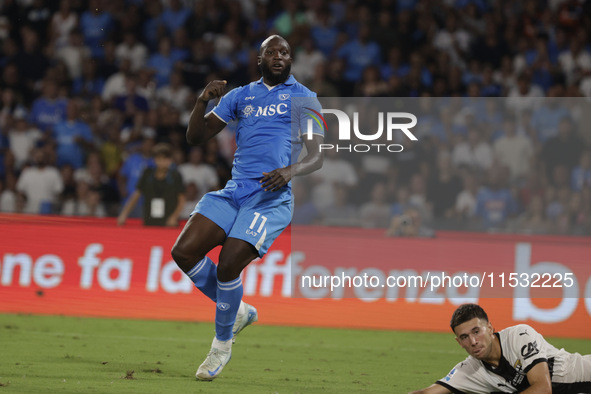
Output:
[{"xmin": 257, "ymin": 56, "xmax": 261, "ymax": 65}]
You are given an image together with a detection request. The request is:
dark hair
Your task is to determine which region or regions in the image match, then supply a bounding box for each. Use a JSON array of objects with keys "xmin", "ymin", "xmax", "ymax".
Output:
[
  {"xmin": 152, "ymin": 143, "xmax": 173, "ymax": 158},
  {"xmin": 450, "ymin": 304, "xmax": 489, "ymax": 331}
]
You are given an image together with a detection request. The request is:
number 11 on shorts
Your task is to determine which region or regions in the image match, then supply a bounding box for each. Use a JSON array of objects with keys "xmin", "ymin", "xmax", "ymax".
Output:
[{"xmin": 249, "ymin": 212, "xmax": 268, "ymax": 234}]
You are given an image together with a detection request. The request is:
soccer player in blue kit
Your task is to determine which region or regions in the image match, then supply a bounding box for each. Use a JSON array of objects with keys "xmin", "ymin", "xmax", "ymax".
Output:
[{"xmin": 171, "ymin": 35, "xmax": 324, "ymax": 381}]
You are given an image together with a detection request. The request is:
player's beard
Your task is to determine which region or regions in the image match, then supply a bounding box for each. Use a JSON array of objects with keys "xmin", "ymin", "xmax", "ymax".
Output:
[{"xmin": 260, "ymin": 62, "xmax": 291, "ymax": 86}]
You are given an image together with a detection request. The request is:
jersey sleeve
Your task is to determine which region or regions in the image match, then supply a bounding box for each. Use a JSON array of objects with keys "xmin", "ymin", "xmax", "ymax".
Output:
[
  {"xmin": 509, "ymin": 325, "xmax": 549, "ymax": 373},
  {"xmin": 209, "ymin": 87, "xmax": 241, "ymax": 124},
  {"xmin": 435, "ymin": 362, "xmax": 471, "ymax": 394},
  {"xmin": 292, "ymin": 94, "xmax": 324, "ymax": 144},
  {"xmin": 435, "ymin": 359, "xmax": 496, "ymax": 394}
]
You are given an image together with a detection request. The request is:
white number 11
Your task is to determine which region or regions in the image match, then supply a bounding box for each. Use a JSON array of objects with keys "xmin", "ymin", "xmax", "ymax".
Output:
[{"xmin": 249, "ymin": 212, "xmax": 268, "ymax": 233}]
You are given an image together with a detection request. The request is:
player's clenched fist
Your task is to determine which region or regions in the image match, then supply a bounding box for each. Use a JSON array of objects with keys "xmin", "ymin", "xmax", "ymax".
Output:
[{"xmin": 198, "ymin": 80, "xmax": 227, "ymax": 103}]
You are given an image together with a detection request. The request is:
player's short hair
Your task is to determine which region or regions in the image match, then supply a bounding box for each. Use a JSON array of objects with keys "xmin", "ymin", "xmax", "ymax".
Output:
[
  {"xmin": 450, "ymin": 304, "xmax": 489, "ymax": 332},
  {"xmin": 152, "ymin": 143, "xmax": 173, "ymax": 158},
  {"xmin": 259, "ymin": 35, "xmax": 290, "ymax": 55}
]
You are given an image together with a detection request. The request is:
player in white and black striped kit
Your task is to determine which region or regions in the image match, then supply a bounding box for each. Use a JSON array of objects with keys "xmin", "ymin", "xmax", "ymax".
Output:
[{"xmin": 410, "ymin": 304, "xmax": 591, "ymax": 394}]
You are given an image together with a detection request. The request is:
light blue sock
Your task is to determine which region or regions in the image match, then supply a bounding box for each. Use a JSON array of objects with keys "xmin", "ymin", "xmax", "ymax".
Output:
[
  {"xmin": 215, "ymin": 277, "xmax": 243, "ymax": 341},
  {"xmin": 186, "ymin": 257, "xmax": 217, "ymax": 302}
]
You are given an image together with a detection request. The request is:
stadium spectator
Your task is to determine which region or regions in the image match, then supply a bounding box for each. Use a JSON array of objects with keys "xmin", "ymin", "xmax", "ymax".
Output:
[
  {"xmin": 510, "ymin": 194, "xmax": 550, "ymax": 234},
  {"xmin": 506, "ymin": 71, "xmax": 544, "ymax": 115},
  {"xmin": 386, "ymin": 206, "xmax": 434, "ymax": 238},
  {"xmin": 451, "ymin": 128, "xmax": 493, "ymax": 174},
  {"xmin": 118, "ymin": 142, "xmax": 184, "ymax": 227},
  {"xmin": 178, "ymin": 39, "xmax": 217, "ymax": 92},
  {"xmin": 0, "ymin": 173, "xmax": 20, "ymax": 213},
  {"xmin": 310, "ymin": 148, "xmax": 358, "ymax": 211},
  {"xmin": 310, "ymin": 6, "xmax": 339, "ymax": 58},
  {"xmin": 52, "ymin": 99, "xmax": 93, "ymax": 169},
  {"xmin": 55, "ymin": 29, "xmax": 90, "ymax": 80},
  {"xmin": 454, "ymin": 171, "xmax": 478, "ymax": 221},
  {"xmin": 474, "ymin": 166, "xmax": 518, "ymax": 230},
  {"xmin": 558, "ymin": 32, "xmax": 591, "ymax": 86},
  {"xmin": 571, "ymin": 150, "xmax": 591, "ymax": 192},
  {"xmin": 292, "ymin": 179, "xmax": 321, "ymax": 226},
  {"xmin": 7, "ymin": 109, "xmax": 42, "ymax": 170},
  {"xmin": 540, "ymin": 116, "xmax": 584, "ymax": 178},
  {"xmin": 156, "ymin": 70, "xmax": 191, "ymax": 111},
  {"xmin": 23, "ymin": 0, "xmax": 51, "ymax": 39},
  {"xmin": 161, "ymin": 0, "xmax": 192, "ymax": 36},
  {"xmin": 79, "ymin": 0, "xmax": 114, "ymax": 58},
  {"xmin": 433, "ymin": 11, "xmax": 472, "ymax": 69},
  {"xmin": 359, "ymin": 182, "xmax": 391, "ymax": 228},
  {"xmin": 291, "ymin": 38, "xmax": 325, "ymax": 86},
  {"xmin": 177, "ymin": 146, "xmax": 219, "ymax": 202},
  {"xmin": 113, "ymin": 76, "xmax": 149, "ymax": 128},
  {"xmin": 96, "ymin": 40, "xmax": 119, "ymax": 81},
  {"xmin": 117, "ymin": 135, "xmax": 155, "ymax": 218},
  {"xmin": 72, "ymin": 59, "xmax": 104, "ymax": 100},
  {"xmin": 272, "ymin": 0, "xmax": 307, "ymax": 38},
  {"xmin": 492, "ymin": 115, "xmax": 534, "ymax": 183},
  {"xmin": 178, "ymin": 181, "xmax": 198, "ymax": 220},
  {"xmin": 13, "ymin": 27, "xmax": 50, "ymax": 93},
  {"xmin": 428, "ymin": 152, "xmax": 462, "ymax": 219},
  {"xmin": 61, "ymin": 180, "xmax": 106, "ymax": 217},
  {"xmin": 146, "ymin": 36, "xmax": 175, "ymax": 87},
  {"xmin": 16, "ymin": 148, "xmax": 63, "ymax": 214},
  {"xmin": 29, "ymin": 79, "xmax": 67, "ymax": 133},
  {"xmin": 49, "ymin": 0, "xmax": 78, "ymax": 50},
  {"xmin": 322, "ymin": 183, "xmax": 359, "ymax": 227},
  {"xmin": 354, "ymin": 65, "xmax": 389, "ymax": 97},
  {"xmin": 530, "ymin": 86, "xmax": 570, "ymax": 143},
  {"xmin": 337, "ymin": 24, "xmax": 381, "ymax": 83},
  {"xmin": 115, "ymin": 31, "xmax": 148, "ymax": 73}
]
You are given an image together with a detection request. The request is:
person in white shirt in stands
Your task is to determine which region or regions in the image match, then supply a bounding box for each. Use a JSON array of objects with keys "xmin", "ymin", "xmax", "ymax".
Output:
[
  {"xmin": 410, "ymin": 303, "xmax": 591, "ymax": 394},
  {"xmin": 16, "ymin": 148, "xmax": 64, "ymax": 214},
  {"xmin": 493, "ymin": 115, "xmax": 533, "ymax": 183},
  {"xmin": 156, "ymin": 69, "xmax": 191, "ymax": 111},
  {"xmin": 178, "ymin": 146, "xmax": 219, "ymax": 202},
  {"xmin": 7, "ymin": 109, "xmax": 42, "ymax": 171},
  {"xmin": 115, "ymin": 30, "xmax": 148, "ymax": 73}
]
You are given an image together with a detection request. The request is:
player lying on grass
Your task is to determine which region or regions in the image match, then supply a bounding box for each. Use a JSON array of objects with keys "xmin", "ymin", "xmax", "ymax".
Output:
[
  {"xmin": 409, "ymin": 303, "xmax": 591, "ymax": 394},
  {"xmin": 170, "ymin": 35, "xmax": 323, "ymax": 381}
]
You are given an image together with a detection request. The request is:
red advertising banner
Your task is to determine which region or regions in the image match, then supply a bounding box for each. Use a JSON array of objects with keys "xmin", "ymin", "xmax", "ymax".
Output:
[{"xmin": 1, "ymin": 214, "xmax": 590, "ymax": 338}]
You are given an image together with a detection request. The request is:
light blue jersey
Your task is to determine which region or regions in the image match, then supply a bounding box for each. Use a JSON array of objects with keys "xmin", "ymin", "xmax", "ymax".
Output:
[
  {"xmin": 209, "ymin": 75, "xmax": 323, "ymax": 181},
  {"xmin": 195, "ymin": 75, "xmax": 322, "ymax": 256}
]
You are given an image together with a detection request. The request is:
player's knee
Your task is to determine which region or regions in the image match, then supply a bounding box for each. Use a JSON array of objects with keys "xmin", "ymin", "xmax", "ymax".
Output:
[
  {"xmin": 216, "ymin": 260, "xmax": 240, "ymax": 282},
  {"xmin": 170, "ymin": 243, "xmax": 200, "ymax": 273}
]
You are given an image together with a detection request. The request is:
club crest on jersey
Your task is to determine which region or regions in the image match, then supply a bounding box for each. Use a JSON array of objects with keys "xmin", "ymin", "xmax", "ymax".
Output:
[
  {"xmin": 279, "ymin": 93, "xmax": 290, "ymax": 100},
  {"xmin": 243, "ymin": 104, "xmax": 255, "ymax": 117}
]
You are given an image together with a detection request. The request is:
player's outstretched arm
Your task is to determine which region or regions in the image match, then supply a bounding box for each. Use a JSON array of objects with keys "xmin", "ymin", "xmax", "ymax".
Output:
[
  {"xmin": 520, "ymin": 362, "xmax": 552, "ymax": 394},
  {"xmin": 408, "ymin": 383, "xmax": 452, "ymax": 394},
  {"xmin": 260, "ymin": 134, "xmax": 323, "ymax": 191},
  {"xmin": 186, "ymin": 80, "xmax": 227, "ymax": 145}
]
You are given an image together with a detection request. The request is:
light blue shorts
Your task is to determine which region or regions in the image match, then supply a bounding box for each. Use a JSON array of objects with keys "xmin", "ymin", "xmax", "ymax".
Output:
[{"xmin": 192, "ymin": 179, "xmax": 293, "ymax": 257}]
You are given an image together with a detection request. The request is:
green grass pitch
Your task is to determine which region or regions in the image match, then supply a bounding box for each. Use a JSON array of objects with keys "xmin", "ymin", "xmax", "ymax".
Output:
[{"xmin": 1, "ymin": 314, "xmax": 590, "ymax": 393}]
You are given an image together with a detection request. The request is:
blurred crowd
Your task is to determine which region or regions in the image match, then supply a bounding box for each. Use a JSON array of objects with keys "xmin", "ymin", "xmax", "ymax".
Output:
[{"xmin": 0, "ymin": 0, "xmax": 590, "ymax": 236}]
